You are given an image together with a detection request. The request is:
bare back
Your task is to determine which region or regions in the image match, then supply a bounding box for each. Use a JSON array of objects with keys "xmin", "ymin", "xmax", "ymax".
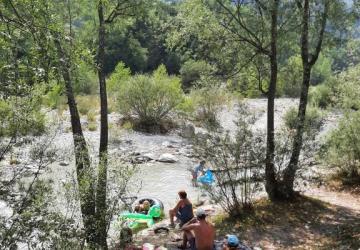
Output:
[{"xmin": 193, "ymin": 220, "xmax": 215, "ymax": 250}]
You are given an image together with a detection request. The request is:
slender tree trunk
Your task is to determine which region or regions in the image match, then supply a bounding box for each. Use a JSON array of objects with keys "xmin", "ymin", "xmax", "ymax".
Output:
[
  {"xmin": 95, "ymin": 0, "xmax": 109, "ymax": 248},
  {"xmin": 53, "ymin": 36, "xmax": 96, "ymax": 247},
  {"xmin": 264, "ymin": 0, "xmax": 280, "ymax": 201},
  {"xmin": 280, "ymin": 0, "xmax": 328, "ymax": 199}
]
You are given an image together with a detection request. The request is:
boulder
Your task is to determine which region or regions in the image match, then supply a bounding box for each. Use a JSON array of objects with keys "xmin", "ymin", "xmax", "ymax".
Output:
[
  {"xmin": 179, "ymin": 123, "xmax": 195, "ymax": 138},
  {"xmin": 157, "ymin": 153, "xmax": 178, "ymax": 163}
]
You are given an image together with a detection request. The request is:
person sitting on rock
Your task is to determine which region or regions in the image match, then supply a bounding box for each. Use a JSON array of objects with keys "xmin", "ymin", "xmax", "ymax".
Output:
[
  {"xmin": 169, "ymin": 190, "xmax": 194, "ymax": 228},
  {"xmin": 222, "ymin": 235, "xmax": 240, "ymax": 250},
  {"xmin": 134, "ymin": 200, "xmax": 150, "ymax": 214},
  {"xmin": 181, "ymin": 208, "xmax": 215, "ymax": 250}
]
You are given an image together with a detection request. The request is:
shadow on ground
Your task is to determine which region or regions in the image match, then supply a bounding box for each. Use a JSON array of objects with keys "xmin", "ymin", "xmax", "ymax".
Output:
[{"xmin": 214, "ymin": 195, "xmax": 360, "ymax": 249}]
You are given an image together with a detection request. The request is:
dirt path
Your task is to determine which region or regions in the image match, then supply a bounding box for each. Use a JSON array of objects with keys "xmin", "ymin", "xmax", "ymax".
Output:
[{"xmin": 305, "ymin": 187, "xmax": 360, "ymax": 212}]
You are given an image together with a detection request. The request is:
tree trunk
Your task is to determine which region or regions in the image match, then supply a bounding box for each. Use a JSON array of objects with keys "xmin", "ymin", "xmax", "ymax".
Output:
[
  {"xmin": 280, "ymin": 0, "xmax": 328, "ymax": 199},
  {"xmin": 264, "ymin": 0, "xmax": 280, "ymax": 201},
  {"xmin": 53, "ymin": 36, "xmax": 96, "ymax": 247},
  {"xmin": 95, "ymin": 1, "xmax": 109, "ymax": 248}
]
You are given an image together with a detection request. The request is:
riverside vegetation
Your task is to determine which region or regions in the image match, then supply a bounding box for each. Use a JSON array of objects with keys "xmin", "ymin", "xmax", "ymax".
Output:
[{"xmin": 1, "ymin": 0, "xmax": 360, "ymax": 249}]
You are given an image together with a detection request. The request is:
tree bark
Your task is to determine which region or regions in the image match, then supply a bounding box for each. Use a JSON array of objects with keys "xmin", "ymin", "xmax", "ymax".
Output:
[
  {"xmin": 53, "ymin": 35, "xmax": 96, "ymax": 247},
  {"xmin": 264, "ymin": 0, "xmax": 280, "ymax": 201},
  {"xmin": 95, "ymin": 0, "xmax": 109, "ymax": 248}
]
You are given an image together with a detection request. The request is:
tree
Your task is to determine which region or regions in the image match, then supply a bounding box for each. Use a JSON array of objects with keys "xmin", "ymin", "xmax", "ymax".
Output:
[
  {"xmin": 281, "ymin": 0, "xmax": 330, "ymax": 199},
  {"xmin": 96, "ymin": 1, "xmax": 145, "ymax": 247}
]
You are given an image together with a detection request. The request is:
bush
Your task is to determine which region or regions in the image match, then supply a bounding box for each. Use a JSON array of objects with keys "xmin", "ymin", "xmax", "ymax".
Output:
[
  {"xmin": 227, "ymin": 70, "xmax": 264, "ymax": 98},
  {"xmin": 283, "ymin": 106, "xmax": 324, "ymax": 137},
  {"xmin": 336, "ymin": 64, "xmax": 360, "ymax": 110},
  {"xmin": 43, "ymin": 82, "xmax": 67, "ymax": 110},
  {"xmin": 73, "ymin": 62, "xmax": 98, "ymax": 95},
  {"xmin": 0, "ymin": 97, "xmax": 45, "ymax": 137},
  {"xmin": 190, "ymin": 83, "xmax": 228, "ymax": 130},
  {"xmin": 193, "ymin": 105, "xmax": 265, "ymax": 216},
  {"xmin": 308, "ymin": 84, "xmax": 333, "ymax": 109},
  {"xmin": 107, "ymin": 62, "xmax": 131, "ymax": 96},
  {"xmin": 116, "ymin": 65, "xmax": 184, "ymax": 132},
  {"xmin": 323, "ymin": 111, "xmax": 360, "ymax": 182},
  {"xmin": 86, "ymin": 110, "xmax": 97, "ymax": 123},
  {"xmin": 179, "ymin": 60, "xmax": 214, "ymax": 89},
  {"xmin": 88, "ymin": 123, "xmax": 98, "ymax": 131},
  {"xmin": 76, "ymin": 95, "xmax": 99, "ymax": 116},
  {"xmin": 277, "ymin": 56, "xmax": 303, "ymax": 97}
]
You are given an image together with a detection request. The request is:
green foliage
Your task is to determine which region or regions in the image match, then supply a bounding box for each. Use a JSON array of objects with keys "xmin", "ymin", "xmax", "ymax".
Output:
[
  {"xmin": 108, "ymin": 62, "xmax": 131, "ymax": 95},
  {"xmin": 309, "ymin": 84, "xmax": 333, "ymax": 109},
  {"xmin": 116, "ymin": 65, "xmax": 184, "ymax": 130},
  {"xmin": 227, "ymin": 68, "xmax": 265, "ymax": 98},
  {"xmin": 193, "ymin": 105, "xmax": 265, "ymax": 216},
  {"xmin": 311, "ymin": 54, "xmax": 333, "ymax": 85},
  {"xmin": 278, "ymin": 56, "xmax": 303, "ymax": 97},
  {"xmin": 179, "ymin": 60, "xmax": 214, "ymax": 89},
  {"xmin": 336, "ymin": 64, "xmax": 360, "ymax": 110},
  {"xmin": 284, "ymin": 106, "xmax": 324, "ymax": 136},
  {"xmin": 323, "ymin": 111, "xmax": 360, "ymax": 181},
  {"xmin": 76, "ymin": 95, "xmax": 99, "ymax": 116},
  {"xmin": 0, "ymin": 97, "xmax": 45, "ymax": 137},
  {"xmin": 88, "ymin": 123, "xmax": 98, "ymax": 131},
  {"xmin": 73, "ymin": 62, "xmax": 98, "ymax": 95},
  {"xmin": 190, "ymin": 81, "xmax": 229, "ymax": 130},
  {"xmin": 43, "ymin": 82, "xmax": 66, "ymax": 110},
  {"xmin": 87, "ymin": 110, "xmax": 97, "ymax": 123}
]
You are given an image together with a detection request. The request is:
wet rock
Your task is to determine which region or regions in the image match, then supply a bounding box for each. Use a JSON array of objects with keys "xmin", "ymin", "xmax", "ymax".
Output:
[{"xmin": 157, "ymin": 153, "xmax": 178, "ymax": 163}]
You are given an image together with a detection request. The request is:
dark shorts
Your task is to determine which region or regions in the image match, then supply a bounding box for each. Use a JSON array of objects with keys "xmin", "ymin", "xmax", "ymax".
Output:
[{"xmin": 189, "ymin": 237, "xmax": 196, "ymax": 250}]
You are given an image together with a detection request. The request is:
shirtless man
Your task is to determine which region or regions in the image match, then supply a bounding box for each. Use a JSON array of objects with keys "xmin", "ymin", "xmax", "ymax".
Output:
[{"xmin": 181, "ymin": 208, "xmax": 215, "ymax": 250}]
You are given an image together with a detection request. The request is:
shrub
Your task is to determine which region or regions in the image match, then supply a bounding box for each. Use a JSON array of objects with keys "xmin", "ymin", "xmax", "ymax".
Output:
[
  {"xmin": 308, "ymin": 84, "xmax": 333, "ymax": 109},
  {"xmin": 73, "ymin": 62, "xmax": 98, "ymax": 95},
  {"xmin": 193, "ymin": 105, "xmax": 265, "ymax": 216},
  {"xmin": 179, "ymin": 60, "xmax": 214, "ymax": 89},
  {"xmin": 116, "ymin": 65, "xmax": 184, "ymax": 132},
  {"xmin": 278, "ymin": 56, "xmax": 303, "ymax": 97},
  {"xmin": 43, "ymin": 82, "xmax": 67, "ymax": 110},
  {"xmin": 190, "ymin": 84, "xmax": 228, "ymax": 130},
  {"xmin": 107, "ymin": 62, "xmax": 131, "ymax": 96},
  {"xmin": 76, "ymin": 95, "xmax": 99, "ymax": 116},
  {"xmin": 86, "ymin": 110, "xmax": 97, "ymax": 123},
  {"xmin": 283, "ymin": 106, "xmax": 324, "ymax": 137},
  {"xmin": 0, "ymin": 97, "xmax": 45, "ymax": 137},
  {"xmin": 336, "ymin": 64, "xmax": 360, "ymax": 110},
  {"xmin": 88, "ymin": 123, "xmax": 98, "ymax": 131},
  {"xmin": 323, "ymin": 111, "xmax": 360, "ymax": 182}
]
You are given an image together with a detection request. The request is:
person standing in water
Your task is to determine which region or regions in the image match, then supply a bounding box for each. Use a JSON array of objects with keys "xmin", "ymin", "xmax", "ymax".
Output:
[{"xmin": 191, "ymin": 160, "xmax": 206, "ymax": 186}]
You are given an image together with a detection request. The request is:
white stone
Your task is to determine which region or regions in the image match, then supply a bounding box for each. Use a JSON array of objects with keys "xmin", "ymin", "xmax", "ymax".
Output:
[{"xmin": 157, "ymin": 153, "xmax": 178, "ymax": 163}]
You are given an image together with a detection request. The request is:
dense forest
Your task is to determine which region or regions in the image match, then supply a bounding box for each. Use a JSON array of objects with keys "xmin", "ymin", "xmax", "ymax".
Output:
[{"xmin": 1, "ymin": 0, "xmax": 360, "ymax": 249}]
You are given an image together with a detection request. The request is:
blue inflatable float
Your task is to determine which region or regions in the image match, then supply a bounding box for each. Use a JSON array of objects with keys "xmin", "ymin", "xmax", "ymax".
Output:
[{"xmin": 197, "ymin": 169, "xmax": 215, "ymax": 184}]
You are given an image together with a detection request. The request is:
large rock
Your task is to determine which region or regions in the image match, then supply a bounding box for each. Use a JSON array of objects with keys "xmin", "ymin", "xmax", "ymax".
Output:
[
  {"xmin": 179, "ymin": 123, "xmax": 195, "ymax": 138},
  {"xmin": 157, "ymin": 153, "xmax": 178, "ymax": 163}
]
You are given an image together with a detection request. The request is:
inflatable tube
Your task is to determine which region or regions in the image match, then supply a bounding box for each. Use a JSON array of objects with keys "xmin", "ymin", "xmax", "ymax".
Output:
[
  {"xmin": 197, "ymin": 169, "xmax": 214, "ymax": 185},
  {"xmin": 132, "ymin": 197, "xmax": 164, "ymax": 212},
  {"xmin": 119, "ymin": 197, "xmax": 164, "ymax": 231}
]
